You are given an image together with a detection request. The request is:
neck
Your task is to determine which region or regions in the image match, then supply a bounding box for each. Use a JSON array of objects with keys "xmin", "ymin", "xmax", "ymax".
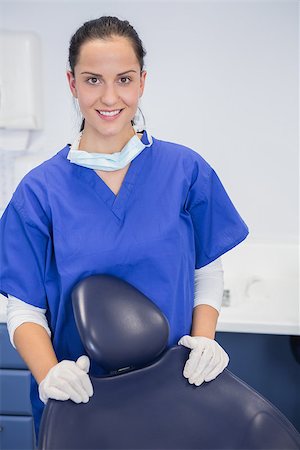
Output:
[{"xmin": 78, "ymin": 125, "xmax": 138, "ymax": 154}]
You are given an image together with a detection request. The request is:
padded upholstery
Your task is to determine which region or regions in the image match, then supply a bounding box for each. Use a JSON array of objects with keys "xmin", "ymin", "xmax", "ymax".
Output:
[{"xmin": 38, "ymin": 274, "xmax": 300, "ymax": 449}]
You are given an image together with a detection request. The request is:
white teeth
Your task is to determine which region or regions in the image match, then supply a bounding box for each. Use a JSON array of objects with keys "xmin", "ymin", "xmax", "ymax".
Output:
[{"xmin": 98, "ymin": 109, "xmax": 121, "ymax": 116}]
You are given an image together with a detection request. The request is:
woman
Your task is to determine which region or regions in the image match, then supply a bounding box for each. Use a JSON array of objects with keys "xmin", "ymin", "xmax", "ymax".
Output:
[{"xmin": 0, "ymin": 16, "xmax": 249, "ymax": 446}]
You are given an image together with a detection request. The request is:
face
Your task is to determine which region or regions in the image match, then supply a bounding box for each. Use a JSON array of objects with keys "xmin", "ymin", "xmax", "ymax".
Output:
[{"xmin": 67, "ymin": 37, "xmax": 146, "ymax": 141}]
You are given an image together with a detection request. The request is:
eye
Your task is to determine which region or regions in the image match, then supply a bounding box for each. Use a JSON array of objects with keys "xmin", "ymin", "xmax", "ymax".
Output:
[
  {"xmin": 119, "ymin": 76, "xmax": 131, "ymax": 84},
  {"xmin": 87, "ymin": 77, "xmax": 100, "ymax": 85}
]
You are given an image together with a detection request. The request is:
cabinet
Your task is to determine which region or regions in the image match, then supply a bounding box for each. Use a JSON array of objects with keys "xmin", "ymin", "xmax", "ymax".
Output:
[{"xmin": 0, "ymin": 323, "xmax": 35, "ymax": 449}]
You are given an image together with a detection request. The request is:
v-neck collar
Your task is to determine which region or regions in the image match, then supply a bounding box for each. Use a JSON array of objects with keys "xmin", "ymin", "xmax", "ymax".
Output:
[{"xmin": 61, "ymin": 130, "xmax": 152, "ymax": 222}]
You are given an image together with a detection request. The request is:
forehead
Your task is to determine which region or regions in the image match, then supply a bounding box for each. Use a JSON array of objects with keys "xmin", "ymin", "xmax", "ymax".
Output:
[{"xmin": 76, "ymin": 37, "xmax": 138, "ymax": 70}]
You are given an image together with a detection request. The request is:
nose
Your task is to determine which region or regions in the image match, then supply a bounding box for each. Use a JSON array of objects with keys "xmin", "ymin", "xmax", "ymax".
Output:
[{"xmin": 101, "ymin": 82, "xmax": 120, "ymax": 106}]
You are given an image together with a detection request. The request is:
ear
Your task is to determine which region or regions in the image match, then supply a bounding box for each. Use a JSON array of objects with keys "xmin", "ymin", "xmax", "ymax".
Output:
[
  {"xmin": 139, "ymin": 70, "xmax": 147, "ymax": 98},
  {"xmin": 66, "ymin": 70, "xmax": 78, "ymax": 98}
]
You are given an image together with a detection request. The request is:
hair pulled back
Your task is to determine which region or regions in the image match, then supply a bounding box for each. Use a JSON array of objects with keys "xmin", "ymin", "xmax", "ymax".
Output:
[{"xmin": 68, "ymin": 16, "xmax": 147, "ymax": 132}]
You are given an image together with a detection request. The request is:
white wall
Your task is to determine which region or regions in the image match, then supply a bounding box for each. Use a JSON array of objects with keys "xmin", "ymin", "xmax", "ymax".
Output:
[{"xmin": 0, "ymin": 0, "xmax": 299, "ymax": 244}]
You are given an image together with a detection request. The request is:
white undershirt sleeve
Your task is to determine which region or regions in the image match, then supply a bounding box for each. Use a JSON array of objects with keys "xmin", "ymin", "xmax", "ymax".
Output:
[
  {"xmin": 6, "ymin": 294, "xmax": 51, "ymax": 349},
  {"xmin": 194, "ymin": 256, "xmax": 224, "ymax": 313}
]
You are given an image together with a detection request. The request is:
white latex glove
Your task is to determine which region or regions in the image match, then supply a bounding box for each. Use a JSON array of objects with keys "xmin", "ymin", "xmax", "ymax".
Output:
[
  {"xmin": 38, "ymin": 355, "xmax": 94, "ymax": 404},
  {"xmin": 178, "ymin": 335, "xmax": 229, "ymax": 386}
]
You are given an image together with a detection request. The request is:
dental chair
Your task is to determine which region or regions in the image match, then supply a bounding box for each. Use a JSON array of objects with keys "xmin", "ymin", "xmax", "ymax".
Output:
[{"xmin": 38, "ymin": 274, "xmax": 300, "ymax": 450}]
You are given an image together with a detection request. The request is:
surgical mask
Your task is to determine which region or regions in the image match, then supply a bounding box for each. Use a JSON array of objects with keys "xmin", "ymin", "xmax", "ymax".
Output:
[{"xmin": 67, "ymin": 128, "xmax": 153, "ymax": 171}]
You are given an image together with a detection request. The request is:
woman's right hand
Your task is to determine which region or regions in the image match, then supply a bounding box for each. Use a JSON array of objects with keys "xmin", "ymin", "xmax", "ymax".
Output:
[{"xmin": 38, "ymin": 355, "xmax": 94, "ymax": 404}]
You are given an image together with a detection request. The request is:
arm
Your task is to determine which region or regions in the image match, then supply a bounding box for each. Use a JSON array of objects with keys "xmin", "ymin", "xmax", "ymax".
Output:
[
  {"xmin": 14, "ymin": 322, "xmax": 93, "ymax": 405},
  {"xmin": 178, "ymin": 258, "xmax": 228, "ymax": 386},
  {"xmin": 190, "ymin": 304, "xmax": 219, "ymax": 340},
  {"xmin": 14, "ymin": 323, "xmax": 58, "ymax": 384},
  {"xmin": 8, "ymin": 296, "xmax": 94, "ymax": 405},
  {"xmin": 6, "ymin": 294, "xmax": 58, "ymax": 384},
  {"xmin": 191, "ymin": 256, "xmax": 223, "ymax": 339}
]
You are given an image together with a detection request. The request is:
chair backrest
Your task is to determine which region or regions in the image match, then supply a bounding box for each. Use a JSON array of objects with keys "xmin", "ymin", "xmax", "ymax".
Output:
[{"xmin": 38, "ymin": 274, "xmax": 300, "ymax": 450}]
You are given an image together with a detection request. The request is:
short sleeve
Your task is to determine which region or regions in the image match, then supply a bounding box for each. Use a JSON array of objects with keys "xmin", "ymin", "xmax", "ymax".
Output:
[
  {"xmin": 0, "ymin": 191, "xmax": 51, "ymax": 309},
  {"xmin": 186, "ymin": 154, "xmax": 249, "ymax": 269}
]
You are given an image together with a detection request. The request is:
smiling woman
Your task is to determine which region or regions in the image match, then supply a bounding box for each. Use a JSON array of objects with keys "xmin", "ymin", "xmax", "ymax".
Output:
[{"xmin": 0, "ymin": 15, "xmax": 250, "ymax": 448}]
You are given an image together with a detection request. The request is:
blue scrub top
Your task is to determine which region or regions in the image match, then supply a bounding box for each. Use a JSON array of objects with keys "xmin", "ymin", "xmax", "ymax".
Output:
[{"xmin": 0, "ymin": 130, "xmax": 249, "ymax": 444}]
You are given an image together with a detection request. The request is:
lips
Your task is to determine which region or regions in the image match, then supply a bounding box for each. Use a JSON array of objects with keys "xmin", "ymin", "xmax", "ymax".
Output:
[{"xmin": 96, "ymin": 109, "xmax": 124, "ymax": 120}]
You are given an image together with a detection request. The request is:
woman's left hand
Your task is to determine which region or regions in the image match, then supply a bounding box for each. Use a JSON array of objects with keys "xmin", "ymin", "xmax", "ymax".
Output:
[{"xmin": 177, "ymin": 335, "xmax": 229, "ymax": 386}]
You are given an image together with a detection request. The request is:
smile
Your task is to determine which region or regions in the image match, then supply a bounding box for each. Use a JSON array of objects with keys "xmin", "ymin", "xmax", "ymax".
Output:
[
  {"xmin": 96, "ymin": 109, "xmax": 123, "ymax": 117},
  {"xmin": 96, "ymin": 109, "xmax": 123, "ymax": 120}
]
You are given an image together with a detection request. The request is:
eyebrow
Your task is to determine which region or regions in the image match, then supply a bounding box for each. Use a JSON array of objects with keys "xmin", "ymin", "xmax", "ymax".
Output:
[{"xmin": 80, "ymin": 70, "xmax": 137, "ymax": 77}]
